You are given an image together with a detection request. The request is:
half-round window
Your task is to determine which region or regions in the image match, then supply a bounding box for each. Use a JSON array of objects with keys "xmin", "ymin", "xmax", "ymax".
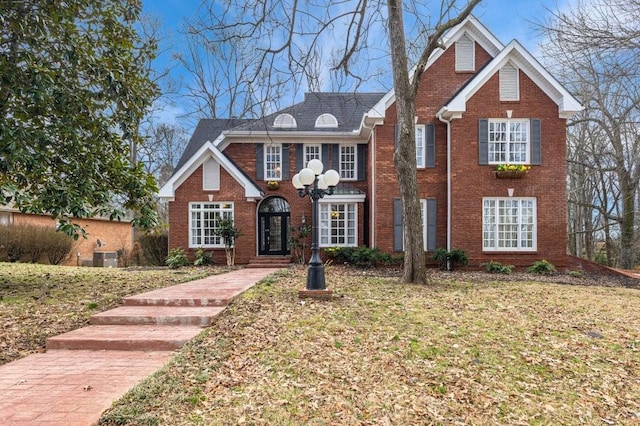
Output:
[
  {"xmin": 273, "ymin": 113, "xmax": 297, "ymax": 128},
  {"xmin": 315, "ymin": 113, "xmax": 338, "ymax": 128}
]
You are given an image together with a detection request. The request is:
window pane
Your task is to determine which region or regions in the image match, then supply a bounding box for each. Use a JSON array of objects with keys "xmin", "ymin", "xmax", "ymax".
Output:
[
  {"xmin": 340, "ymin": 145, "xmax": 356, "ymax": 180},
  {"xmin": 305, "ymin": 145, "xmax": 321, "ymax": 166},
  {"xmin": 319, "ymin": 202, "xmax": 357, "ymax": 247},
  {"xmin": 189, "ymin": 203, "xmax": 234, "ymax": 248},
  {"xmin": 265, "ymin": 145, "xmax": 282, "ymax": 180},
  {"xmin": 483, "ymin": 198, "xmax": 535, "ymax": 251},
  {"xmin": 415, "ymin": 126, "xmax": 425, "ymax": 168}
]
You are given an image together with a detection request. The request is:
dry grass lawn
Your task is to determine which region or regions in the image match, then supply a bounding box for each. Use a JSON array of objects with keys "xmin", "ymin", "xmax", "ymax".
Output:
[
  {"xmin": 0, "ymin": 262, "xmax": 226, "ymax": 365},
  {"xmin": 98, "ymin": 266, "xmax": 640, "ymax": 425}
]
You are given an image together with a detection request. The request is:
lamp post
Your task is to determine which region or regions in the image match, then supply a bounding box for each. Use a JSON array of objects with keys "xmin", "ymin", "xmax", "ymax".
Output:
[{"xmin": 292, "ymin": 159, "xmax": 340, "ymax": 291}]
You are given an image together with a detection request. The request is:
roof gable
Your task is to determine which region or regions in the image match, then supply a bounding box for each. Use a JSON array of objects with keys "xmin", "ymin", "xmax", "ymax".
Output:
[
  {"xmin": 174, "ymin": 119, "xmax": 249, "ymax": 171},
  {"xmin": 438, "ymin": 40, "xmax": 583, "ymax": 119},
  {"xmin": 367, "ymin": 15, "xmax": 504, "ymax": 119},
  {"xmin": 158, "ymin": 141, "xmax": 262, "ymax": 201}
]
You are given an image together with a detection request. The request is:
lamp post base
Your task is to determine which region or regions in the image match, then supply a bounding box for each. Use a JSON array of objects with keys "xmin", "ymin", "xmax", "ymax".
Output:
[{"xmin": 298, "ymin": 286, "xmax": 333, "ymax": 300}]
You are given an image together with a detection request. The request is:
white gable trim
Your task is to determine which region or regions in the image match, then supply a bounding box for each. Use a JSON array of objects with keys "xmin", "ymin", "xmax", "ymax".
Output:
[
  {"xmin": 158, "ymin": 141, "xmax": 262, "ymax": 201},
  {"xmin": 365, "ymin": 15, "xmax": 504, "ymax": 121},
  {"xmin": 440, "ymin": 40, "xmax": 583, "ymax": 120}
]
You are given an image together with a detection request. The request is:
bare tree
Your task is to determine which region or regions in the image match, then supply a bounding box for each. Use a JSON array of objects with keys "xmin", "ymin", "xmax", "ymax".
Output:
[
  {"xmin": 189, "ymin": 0, "xmax": 481, "ymax": 283},
  {"xmin": 543, "ymin": 0, "xmax": 640, "ymax": 268}
]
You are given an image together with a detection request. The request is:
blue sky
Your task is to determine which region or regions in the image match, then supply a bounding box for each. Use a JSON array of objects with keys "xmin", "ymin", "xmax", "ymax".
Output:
[{"xmin": 141, "ymin": 0, "xmax": 569, "ymax": 127}]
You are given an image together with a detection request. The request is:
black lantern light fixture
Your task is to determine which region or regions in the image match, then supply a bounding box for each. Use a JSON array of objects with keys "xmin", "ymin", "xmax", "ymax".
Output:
[{"xmin": 292, "ymin": 159, "xmax": 340, "ymax": 291}]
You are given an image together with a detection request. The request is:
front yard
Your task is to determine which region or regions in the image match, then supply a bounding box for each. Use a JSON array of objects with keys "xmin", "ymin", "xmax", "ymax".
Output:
[
  {"xmin": 0, "ymin": 262, "xmax": 225, "ymax": 365},
  {"xmin": 97, "ymin": 266, "xmax": 640, "ymax": 425}
]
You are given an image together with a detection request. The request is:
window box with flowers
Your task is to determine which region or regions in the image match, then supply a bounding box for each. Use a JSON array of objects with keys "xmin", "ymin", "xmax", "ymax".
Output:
[
  {"xmin": 266, "ymin": 180, "xmax": 280, "ymax": 190},
  {"xmin": 493, "ymin": 164, "xmax": 530, "ymax": 179}
]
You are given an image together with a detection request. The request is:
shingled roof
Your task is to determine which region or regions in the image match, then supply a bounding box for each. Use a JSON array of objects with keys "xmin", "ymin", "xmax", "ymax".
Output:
[
  {"xmin": 232, "ymin": 92, "xmax": 385, "ymax": 133},
  {"xmin": 174, "ymin": 118, "xmax": 249, "ymax": 172},
  {"xmin": 173, "ymin": 92, "xmax": 385, "ymax": 174}
]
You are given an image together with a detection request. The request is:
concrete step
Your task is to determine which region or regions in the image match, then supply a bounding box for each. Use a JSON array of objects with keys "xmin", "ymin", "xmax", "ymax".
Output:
[
  {"xmin": 46, "ymin": 325, "xmax": 203, "ymax": 351},
  {"xmin": 122, "ymin": 294, "xmax": 232, "ymax": 307},
  {"xmin": 246, "ymin": 256, "xmax": 291, "ymax": 268},
  {"xmin": 89, "ymin": 306, "xmax": 225, "ymax": 327}
]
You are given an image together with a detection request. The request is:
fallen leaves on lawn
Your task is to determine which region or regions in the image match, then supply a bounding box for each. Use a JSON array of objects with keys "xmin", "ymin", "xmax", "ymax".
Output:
[
  {"xmin": 100, "ymin": 266, "xmax": 640, "ymax": 425},
  {"xmin": 0, "ymin": 262, "xmax": 227, "ymax": 365}
]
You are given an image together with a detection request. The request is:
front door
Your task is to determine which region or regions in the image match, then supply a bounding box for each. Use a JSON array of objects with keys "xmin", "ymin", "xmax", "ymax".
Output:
[{"xmin": 258, "ymin": 197, "xmax": 290, "ymax": 256}]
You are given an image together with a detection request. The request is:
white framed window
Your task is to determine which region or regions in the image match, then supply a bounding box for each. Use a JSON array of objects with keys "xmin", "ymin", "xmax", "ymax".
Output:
[
  {"xmin": 304, "ymin": 144, "xmax": 322, "ymax": 166},
  {"xmin": 455, "ymin": 33, "xmax": 475, "ymax": 72},
  {"xmin": 202, "ymin": 158, "xmax": 220, "ymax": 190},
  {"xmin": 264, "ymin": 144, "xmax": 282, "ymax": 180},
  {"xmin": 339, "ymin": 144, "xmax": 357, "ymax": 180},
  {"xmin": 416, "ymin": 125, "xmax": 426, "ymax": 168},
  {"xmin": 483, "ymin": 197, "xmax": 536, "ymax": 251},
  {"xmin": 315, "ymin": 113, "xmax": 338, "ymax": 128},
  {"xmin": 500, "ymin": 62, "xmax": 519, "ymax": 101},
  {"xmin": 488, "ymin": 119, "xmax": 529, "ymax": 164},
  {"xmin": 319, "ymin": 202, "xmax": 357, "ymax": 247},
  {"xmin": 189, "ymin": 202, "xmax": 234, "ymax": 248},
  {"xmin": 273, "ymin": 113, "xmax": 296, "ymax": 128}
]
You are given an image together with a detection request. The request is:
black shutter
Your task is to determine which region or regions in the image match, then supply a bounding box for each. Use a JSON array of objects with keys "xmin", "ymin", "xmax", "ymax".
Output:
[
  {"xmin": 426, "ymin": 124, "xmax": 435, "ymax": 168},
  {"xmin": 282, "ymin": 144, "xmax": 290, "ymax": 180},
  {"xmin": 321, "ymin": 144, "xmax": 330, "ymax": 166},
  {"xmin": 295, "ymin": 144, "xmax": 304, "ymax": 172},
  {"xmin": 427, "ymin": 198, "xmax": 437, "ymax": 251},
  {"xmin": 255, "ymin": 143, "xmax": 264, "ymax": 180},
  {"xmin": 478, "ymin": 119, "xmax": 488, "ymax": 165},
  {"xmin": 357, "ymin": 144, "xmax": 366, "ymax": 181},
  {"xmin": 393, "ymin": 198, "xmax": 404, "ymax": 252},
  {"xmin": 331, "ymin": 144, "xmax": 340, "ymax": 171},
  {"xmin": 530, "ymin": 118, "xmax": 541, "ymax": 165}
]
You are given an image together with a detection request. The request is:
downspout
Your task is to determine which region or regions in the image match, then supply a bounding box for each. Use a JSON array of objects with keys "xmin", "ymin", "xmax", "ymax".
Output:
[
  {"xmin": 362, "ymin": 122, "xmax": 376, "ymax": 247},
  {"xmin": 437, "ymin": 111, "xmax": 452, "ymax": 252}
]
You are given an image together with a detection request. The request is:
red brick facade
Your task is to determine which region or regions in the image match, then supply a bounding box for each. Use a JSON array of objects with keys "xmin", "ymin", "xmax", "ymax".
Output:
[
  {"xmin": 7, "ymin": 211, "xmax": 133, "ymax": 266},
  {"xmin": 163, "ymin": 17, "xmax": 580, "ymax": 269}
]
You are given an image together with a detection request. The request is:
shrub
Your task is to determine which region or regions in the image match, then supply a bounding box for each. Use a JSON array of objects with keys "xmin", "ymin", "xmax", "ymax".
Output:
[
  {"xmin": 130, "ymin": 242, "xmax": 145, "ymax": 266},
  {"xmin": 213, "ymin": 217, "xmax": 241, "ymax": 266},
  {"xmin": 0, "ymin": 224, "xmax": 74, "ymax": 264},
  {"xmin": 324, "ymin": 246, "xmax": 395, "ymax": 268},
  {"xmin": 527, "ymin": 259, "xmax": 556, "ymax": 275},
  {"xmin": 166, "ymin": 247, "xmax": 189, "ymax": 269},
  {"xmin": 431, "ymin": 248, "xmax": 468, "ymax": 270},
  {"xmin": 193, "ymin": 248, "xmax": 213, "ymax": 266},
  {"xmin": 481, "ymin": 260, "xmax": 514, "ymax": 274},
  {"xmin": 45, "ymin": 230, "xmax": 75, "ymax": 265},
  {"xmin": 137, "ymin": 231, "xmax": 169, "ymax": 266}
]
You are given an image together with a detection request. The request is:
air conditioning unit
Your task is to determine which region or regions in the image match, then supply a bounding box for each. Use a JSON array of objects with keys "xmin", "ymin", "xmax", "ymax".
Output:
[{"xmin": 93, "ymin": 251, "xmax": 118, "ymax": 268}]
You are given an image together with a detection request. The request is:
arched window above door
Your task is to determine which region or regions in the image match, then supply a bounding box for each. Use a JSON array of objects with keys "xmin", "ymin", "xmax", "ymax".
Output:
[{"xmin": 259, "ymin": 196, "xmax": 290, "ymax": 213}]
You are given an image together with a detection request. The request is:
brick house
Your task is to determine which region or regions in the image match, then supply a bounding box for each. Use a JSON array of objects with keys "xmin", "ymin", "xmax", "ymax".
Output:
[
  {"xmin": 0, "ymin": 207, "xmax": 134, "ymax": 266},
  {"xmin": 159, "ymin": 16, "xmax": 582, "ymax": 268}
]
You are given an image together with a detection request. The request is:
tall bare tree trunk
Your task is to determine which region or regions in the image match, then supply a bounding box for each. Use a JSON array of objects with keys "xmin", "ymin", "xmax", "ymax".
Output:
[{"xmin": 387, "ymin": 0, "xmax": 426, "ymax": 284}]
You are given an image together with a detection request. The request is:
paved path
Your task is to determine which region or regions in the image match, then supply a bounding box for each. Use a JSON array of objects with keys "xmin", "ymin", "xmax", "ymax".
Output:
[{"xmin": 0, "ymin": 267, "xmax": 280, "ymax": 425}]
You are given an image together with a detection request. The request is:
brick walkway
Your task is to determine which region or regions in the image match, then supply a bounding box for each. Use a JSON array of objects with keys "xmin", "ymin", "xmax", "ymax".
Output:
[{"xmin": 0, "ymin": 267, "xmax": 280, "ymax": 425}]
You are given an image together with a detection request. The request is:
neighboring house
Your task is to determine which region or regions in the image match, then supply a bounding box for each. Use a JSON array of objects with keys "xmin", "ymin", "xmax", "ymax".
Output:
[
  {"xmin": 0, "ymin": 207, "xmax": 134, "ymax": 266},
  {"xmin": 159, "ymin": 16, "xmax": 582, "ymax": 269}
]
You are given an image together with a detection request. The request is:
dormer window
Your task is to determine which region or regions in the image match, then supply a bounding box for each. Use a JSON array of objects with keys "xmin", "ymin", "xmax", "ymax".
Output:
[
  {"xmin": 455, "ymin": 33, "xmax": 475, "ymax": 72},
  {"xmin": 315, "ymin": 113, "xmax": 338, "ymax": 128},
  {"xmin": 500, "ymin": 62, "xmax": 519, "ymax": 101},
  {"xmin": 273, "ymin": 113, "xmax": 297, "ymax": 128}
]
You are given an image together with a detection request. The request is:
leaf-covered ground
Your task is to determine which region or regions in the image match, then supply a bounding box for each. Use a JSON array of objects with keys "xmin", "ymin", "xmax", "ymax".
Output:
[
  {"xmin": 0, "ymin": 262, "xmax": 226, "ymax": 365},
  {"xmin": 100, "ymin": 266, "xmax": 640, "ymax": 425}
]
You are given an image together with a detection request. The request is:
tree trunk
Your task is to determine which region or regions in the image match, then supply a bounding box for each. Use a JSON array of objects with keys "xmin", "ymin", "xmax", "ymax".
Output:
[
  {"xmin": 619, "ymin": 171, "xmax": 636, "ymax": 268},
  {"xmin": 387, "ymin": 0, "xmax": 427, "ymax": 284}
]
